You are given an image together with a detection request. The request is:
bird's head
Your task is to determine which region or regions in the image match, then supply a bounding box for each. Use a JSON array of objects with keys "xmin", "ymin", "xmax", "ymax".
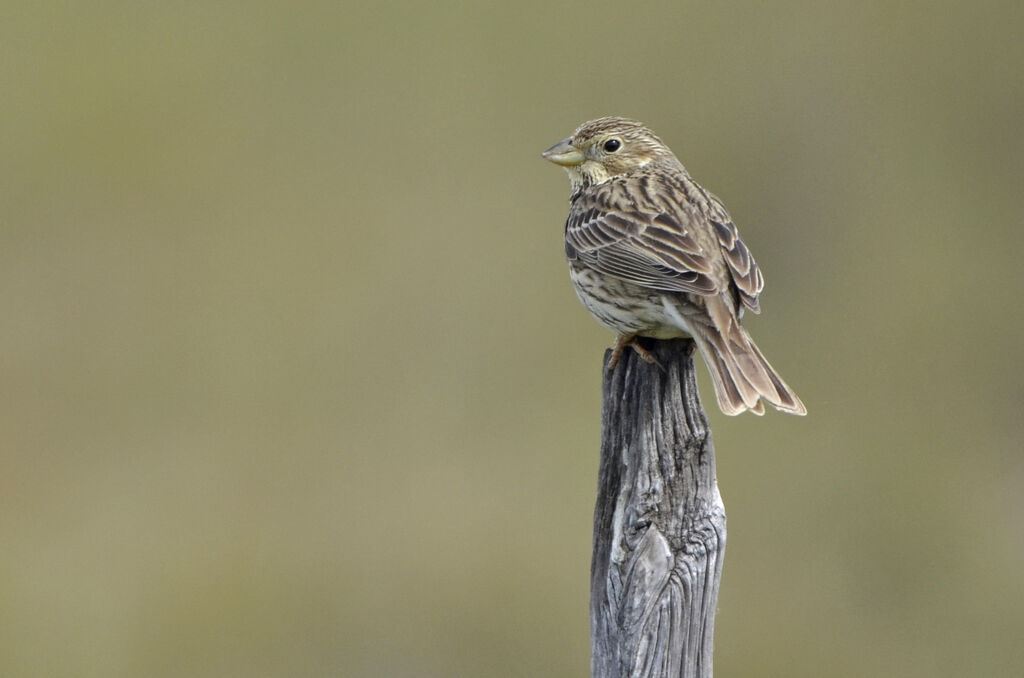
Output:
[{"xmin": 542, "ymin": 117, "xmax": 675, "ymax": 188}]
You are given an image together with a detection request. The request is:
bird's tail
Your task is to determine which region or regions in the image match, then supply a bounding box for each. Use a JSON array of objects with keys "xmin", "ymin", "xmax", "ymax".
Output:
[{"xmin": 685, "ymin": 296, "xmax": 807, "ymax": 417}]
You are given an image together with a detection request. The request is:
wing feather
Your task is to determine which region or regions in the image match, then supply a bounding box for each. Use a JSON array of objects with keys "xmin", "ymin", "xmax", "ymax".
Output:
[
  {"xmin": 705, "ymin": 192, "xmax": 765, "ymax": 313},
  {"xmin": 565, "ymin": 171, "xmax": 767, "ymax": 310},
  {"xmin": 565, "ymin": 173, "xmax": 712, "ymax": 295}
]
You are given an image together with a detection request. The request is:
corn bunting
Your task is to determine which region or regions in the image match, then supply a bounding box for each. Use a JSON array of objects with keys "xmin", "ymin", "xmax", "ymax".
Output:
[{"xmin": 543, "ymin": 117, "xmax": 806, "ymax": 416}]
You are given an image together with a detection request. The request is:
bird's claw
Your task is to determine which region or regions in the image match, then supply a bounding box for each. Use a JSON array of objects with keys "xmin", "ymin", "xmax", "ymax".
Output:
[{"xmin": 608, "ymin": 336, "xmax": 664, "ymax": 371}]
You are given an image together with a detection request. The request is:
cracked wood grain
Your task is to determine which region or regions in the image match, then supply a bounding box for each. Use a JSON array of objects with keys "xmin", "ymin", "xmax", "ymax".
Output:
[{"xmin": 591, "ymin": 338, "xmax": 726, "ymax": 678}]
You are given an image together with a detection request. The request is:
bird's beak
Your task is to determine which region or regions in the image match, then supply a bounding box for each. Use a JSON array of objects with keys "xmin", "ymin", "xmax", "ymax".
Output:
[{"xmin": 542, "ymin": 138, "xmax": 585, "ymax": 167}]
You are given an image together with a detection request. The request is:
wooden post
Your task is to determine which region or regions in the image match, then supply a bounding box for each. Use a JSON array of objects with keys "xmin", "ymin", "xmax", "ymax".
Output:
[{"xmin": 591, "ymin": 338, "xmax": 726, "ymax": 678}]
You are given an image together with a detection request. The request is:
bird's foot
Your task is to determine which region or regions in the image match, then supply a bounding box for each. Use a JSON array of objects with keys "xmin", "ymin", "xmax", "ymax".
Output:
[{"xmin": 608, "ymin": 335, "xmax": 663, "ymax": 370}]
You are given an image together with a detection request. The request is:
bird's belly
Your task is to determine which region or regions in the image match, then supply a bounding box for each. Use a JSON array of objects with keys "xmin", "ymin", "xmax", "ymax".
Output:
[{"xmin": 568, "ymin": 266, "xmax": 690, "ymax": 338}]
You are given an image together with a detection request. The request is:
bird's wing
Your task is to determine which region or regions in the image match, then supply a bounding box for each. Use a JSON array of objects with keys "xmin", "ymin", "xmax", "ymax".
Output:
[
  {"xmin": 704, "ymin": 192, "xmax": 764, "ymax": 313},
  {"xmin": 564, "ymin": 175, "xmax": 718, "ymax": 296}
]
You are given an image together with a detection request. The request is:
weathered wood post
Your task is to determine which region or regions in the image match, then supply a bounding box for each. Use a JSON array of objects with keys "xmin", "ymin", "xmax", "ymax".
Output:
[{"xmin": 591, "ymin": 338, "xmax": 726, "ymax": 678}]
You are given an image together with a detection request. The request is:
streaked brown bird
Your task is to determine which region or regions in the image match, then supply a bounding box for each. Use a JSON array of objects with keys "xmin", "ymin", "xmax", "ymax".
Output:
[{"xmin": 543, "ymin": 117, "xmax": 806, "ymax": 416}]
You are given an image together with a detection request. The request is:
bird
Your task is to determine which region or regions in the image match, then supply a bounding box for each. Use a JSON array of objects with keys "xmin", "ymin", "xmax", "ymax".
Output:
[{"xmin": 542, "ymin": 116, "xmax": 806, "ymax": 416}]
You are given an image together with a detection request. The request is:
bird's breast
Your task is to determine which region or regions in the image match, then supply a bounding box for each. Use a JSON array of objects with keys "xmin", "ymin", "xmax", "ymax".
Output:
[{"xmin": 567, "ymin": 264, "xmax": 690, "ymax": 339}]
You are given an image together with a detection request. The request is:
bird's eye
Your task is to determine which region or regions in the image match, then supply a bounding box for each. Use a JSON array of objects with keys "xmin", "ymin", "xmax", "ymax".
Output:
[{"xmin": 603, "ymin": 138, "xmax": 622, "ymax": 153}]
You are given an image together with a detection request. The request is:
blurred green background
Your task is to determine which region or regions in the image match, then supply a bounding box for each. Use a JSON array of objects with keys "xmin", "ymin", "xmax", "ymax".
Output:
[{"xmin": 2, "ymin": 1, "xmax": 1022, "ymax": 676}]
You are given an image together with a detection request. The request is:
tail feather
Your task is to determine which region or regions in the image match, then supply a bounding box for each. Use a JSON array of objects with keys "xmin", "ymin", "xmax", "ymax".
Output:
[
  {"xmin": 746, "ymin": 339, "xmax": 806, "ymax": 415},
  {"xmin": 694, "ymin": 328, "xmax": 763, "ymax": 415},
  {"xmin": 688, "ymin": 296, "xmax": 806, "ymax": 417}
]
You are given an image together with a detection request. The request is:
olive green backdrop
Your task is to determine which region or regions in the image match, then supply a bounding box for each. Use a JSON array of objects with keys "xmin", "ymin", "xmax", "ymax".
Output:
[{"xmin": 2, "ymin": 2, "xmax": 1022, "ymax": 677}]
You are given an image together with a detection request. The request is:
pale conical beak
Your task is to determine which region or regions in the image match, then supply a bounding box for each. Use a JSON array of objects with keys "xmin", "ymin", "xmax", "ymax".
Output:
[{"xmin": 542, "ymin": 138, "xmax": 585, "ymax": 167}]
